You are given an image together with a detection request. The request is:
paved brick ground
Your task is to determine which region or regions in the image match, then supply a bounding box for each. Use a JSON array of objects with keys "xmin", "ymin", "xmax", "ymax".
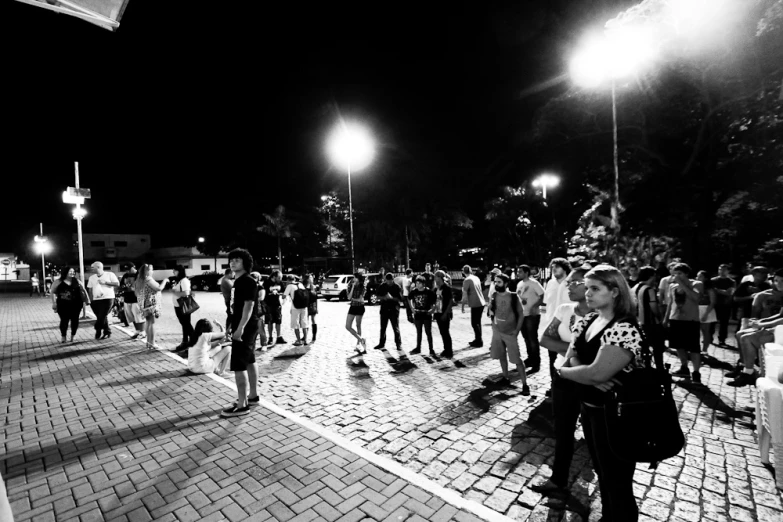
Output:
[
  {"xmin": 0, "ymin": 295, "xmax": 486, "ymax": 522},
  {"xmin": 3, "ymin": 292, "xmax": 783, "ymax": 521}
]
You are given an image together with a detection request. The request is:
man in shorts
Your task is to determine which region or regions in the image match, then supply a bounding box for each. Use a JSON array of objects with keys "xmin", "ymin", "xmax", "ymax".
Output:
[
  {"xmin": 263, "ymin": 270, "xmax": 286, "ymax": 345},
  {"xmin": 663, "ymin": 263, "xmax": 704, "ymax": 383},
  {"xmin": 727, "ymin": 269, "xmax": 783, "ymax": 387},
  {"xmin": 488, "ymin": 274, "xmax": 530, "ymax": 395},
  {"xmin": 120, "ymin": 263, "xmax": 146, "ymax": 339},
  {"xmin": 220, "ymin": 248, "xmax": 261, "ymax": 418}
]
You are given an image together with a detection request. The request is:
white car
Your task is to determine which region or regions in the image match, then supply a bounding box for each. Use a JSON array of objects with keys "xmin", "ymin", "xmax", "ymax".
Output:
[{"xmin": 320, "ymin": 274, "xmax": 354, "ymax": 301}]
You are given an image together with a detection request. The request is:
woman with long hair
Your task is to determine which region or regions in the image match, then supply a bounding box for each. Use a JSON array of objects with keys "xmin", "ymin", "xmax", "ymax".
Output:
[
  {"xmin": 346, "ymin": 272, "xmax": 367, "ymax": 354},
  {"xmin": 187, "ymin": 318, "xmax": 231, "ymax": 377},
  {"xmin": 50, "ymin": 266, "xmax": 86, "ymax": 343},
  {"xmin": 134, "ymin": 264, "xmax": 168, "ymax": 349},
  {"xmin": 559, "ymin": 265, "xmax": 646, "ymax": 521},
  {"xmin": 433, "ymin": 270, "xmax": 453, "ymax": 358},
  {"xmin": 696, "ymin": 270, "xmax": 717, "ymax": 353},
  {"xmin": 171, "ymin": 265, "xmax": 195, "ymax": 351},
  {"xmin": 304, "ymin": 273, "xmax": 319, "ymax": 343}
]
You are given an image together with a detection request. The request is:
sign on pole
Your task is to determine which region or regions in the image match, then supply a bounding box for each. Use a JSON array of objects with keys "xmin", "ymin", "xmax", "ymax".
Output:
[
  {"xmin": 67, "ymin": 187, "xmax": 91, "ymax": 199},
  {"xmin": 62, "ymin": 191, "xmax": 85, "ymax": 205},
  {"xmin": 1, "ymin": 259, "xmax": 11, "ymax": 266}
]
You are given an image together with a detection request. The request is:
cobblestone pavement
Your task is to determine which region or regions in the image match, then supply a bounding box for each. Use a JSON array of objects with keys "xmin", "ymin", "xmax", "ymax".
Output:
[
  {"xmin": 0, "ymin": 295, "xmax": 489, "ymax": 522},
  {"xmin": 4, "ymin": 292, "xmax": 783, "ymax": 521}
]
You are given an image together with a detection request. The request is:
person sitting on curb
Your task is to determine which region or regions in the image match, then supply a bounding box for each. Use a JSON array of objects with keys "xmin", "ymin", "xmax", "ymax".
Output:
[
  {"xmin": 726, "ymin": 268, "xmax": 783, "ymax": 387},
  {"xmin": 188, "ymin": 319, "xmax": 232, "ymax": 378}
]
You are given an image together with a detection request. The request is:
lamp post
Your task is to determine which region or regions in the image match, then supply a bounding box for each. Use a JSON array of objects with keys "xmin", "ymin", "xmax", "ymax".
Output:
[
  {"xmin": 570, "ymin": 28, "xmax": 655, "ymax": 231},
  {"xmin": 531, "ymin": 173, "xmax": 560, "ymax": 201},
  {"xmin": 326, "ymin": 121, "xmax": 375, "ymax": 274},
  {"xmin": 33, "ymin": 224, "xmax": 51, "ymax": 294},
  {"xmin": 321, "ymin": 195, "xmax": 332, "ymax": 252}
]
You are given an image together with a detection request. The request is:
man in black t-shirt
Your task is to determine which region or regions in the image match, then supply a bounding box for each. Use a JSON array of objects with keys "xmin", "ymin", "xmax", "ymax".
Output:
[
  {"xmin": 120, "ymin": 263, "xmax": 145, "ymax": 338},
  {"xmin": 262, "ymin": 270, "xmax": 286, "ymax": 345},
  {"xmin": 220, "ymin": 248, "xmax": 260, "ymax": 418},
  {"xmin": 421, "ymin": 263, "xmax": 435, "ymax": 290},
  {"xmin": 373, "ymin": 273, "xmax": 403, "ymax": 352},
  {"xmin": 711, "ymin": 264, "xmax": 736, "ymax": 346}
]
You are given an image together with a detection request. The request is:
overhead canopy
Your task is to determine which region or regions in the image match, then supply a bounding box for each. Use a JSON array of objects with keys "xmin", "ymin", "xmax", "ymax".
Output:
[{"xmin": 14, "ymin": 0, "xmax": 130, "ymax": 31}]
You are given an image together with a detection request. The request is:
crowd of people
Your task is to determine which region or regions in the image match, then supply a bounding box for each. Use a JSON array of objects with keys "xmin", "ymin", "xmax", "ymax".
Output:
[{"xmin": 43, "ymin": 249, "xmax": 783, "ymax": 522}]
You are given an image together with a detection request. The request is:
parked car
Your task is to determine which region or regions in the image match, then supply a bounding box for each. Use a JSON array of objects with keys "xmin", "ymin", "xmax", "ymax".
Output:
[
  {"xmin": 190, "ymin": 271, "xmax": 223, "ymax": 291},
  {"xmin": 321, "ymin": 274, "xmax": 354, "ymax": 301}
]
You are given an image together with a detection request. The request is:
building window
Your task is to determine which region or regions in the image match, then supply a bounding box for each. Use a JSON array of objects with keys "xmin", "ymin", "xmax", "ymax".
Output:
[
  {"xmin": 201, "ymin": 264, "xmax": 210, "ymax": 270},
  {"xmin": 90, "ymin": 241, "xmax": 105, "ymax": 247},
  {"xmin": 221, "ymin": 264, "xmax": 229, "ymax": 269},
  {"xmin": 114, "ymin": 241, "xmax": 128, "ymax": 247},
  {"xmin": 165, "ymin": 260, "xmax": 177, "ymax": 269}
]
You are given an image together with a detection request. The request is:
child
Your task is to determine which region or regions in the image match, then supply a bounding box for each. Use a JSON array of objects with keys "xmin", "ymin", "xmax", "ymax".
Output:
[{"xmin": 188, "ymin": 319, "xmax": 232, "ymax": 377}]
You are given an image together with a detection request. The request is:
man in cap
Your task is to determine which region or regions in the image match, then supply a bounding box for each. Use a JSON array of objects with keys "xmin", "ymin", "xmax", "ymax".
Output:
[{"xmin": 86, "ymin": 261, "xmax": 120, "ymax": 340}]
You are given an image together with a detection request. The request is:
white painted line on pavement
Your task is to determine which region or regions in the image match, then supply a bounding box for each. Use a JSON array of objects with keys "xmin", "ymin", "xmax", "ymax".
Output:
[{"xmin": 108, "ymin": 321, "xmax": 515, "ymax": 522}]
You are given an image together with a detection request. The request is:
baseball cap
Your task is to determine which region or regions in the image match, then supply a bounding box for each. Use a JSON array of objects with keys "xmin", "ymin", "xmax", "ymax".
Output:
[{"xmin": 91, "ymin": 261, "xmax": 103, "ymax": 269}]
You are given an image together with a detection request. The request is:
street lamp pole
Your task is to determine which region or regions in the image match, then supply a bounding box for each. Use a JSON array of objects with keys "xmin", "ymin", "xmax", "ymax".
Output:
[
  {"xmin": 74, "ymin": 162, "xmax": 86, "ymax": 289},
  {"xmin": 38, "ymin": 223, "xmax": 47, "ymax": 292},
  {"xmin": 347, "ymin": 164, "xmax": 355, "ymax": 274},
  {"xmin": 611, "ymin": 78, "xmax": 620, "ymax": 230}
]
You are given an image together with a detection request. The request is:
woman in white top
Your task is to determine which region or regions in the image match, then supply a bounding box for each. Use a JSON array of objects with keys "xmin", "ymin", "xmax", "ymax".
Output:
[
  {"xmin": 134, "ymin": 264, "xmax": 168, "ymax": 350},
  {"xmin": 171, "ymin": 265, "xmax": 195, "ymax": 351},
  {"xmin": 188, "ymin": 319, "xmax": 231, "ymax": 377}
]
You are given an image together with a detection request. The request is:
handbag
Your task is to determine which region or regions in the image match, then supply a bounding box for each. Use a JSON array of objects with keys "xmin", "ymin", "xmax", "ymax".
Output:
[
  {"xmin": 177, "ymin": 294, "xmax": 200, "ymax": 314},
  {"xmin": 604, "ymin": 325, "xmax": 685, "ymax": 469}
]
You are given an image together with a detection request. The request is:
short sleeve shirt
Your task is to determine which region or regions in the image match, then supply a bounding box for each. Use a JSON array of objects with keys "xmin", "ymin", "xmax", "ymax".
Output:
[
  {"xmin": 230, "ymin": 273, "xmax": 259, "ymax": 330},
  {"xmin": 711, "ymin": 276, "xmax": 736, "ymax": 306},
  {"xmin": 517, "ymin": 279, "xmax": 545, "ymax": 316},
  {"xmin": 570, "ymin": 312, "xmax": 645, "ymax": 373},
  {"xmin": 553, "ymin": 303, "xmax": 580, "ymax": 343},
  {"xmin": 87, "ymin": 271, "xmax": 120, "ymax": 301},
  {"xmin": 120, "ymin": 272, "xmax": 138, "ymax": 303},
  {"xmin": 263, "ymin": 278, "xmax": 284, "ymax": 308},
  {"xmin": 377, "ymin": 282, "xmax": 402, "ymax": 313}
]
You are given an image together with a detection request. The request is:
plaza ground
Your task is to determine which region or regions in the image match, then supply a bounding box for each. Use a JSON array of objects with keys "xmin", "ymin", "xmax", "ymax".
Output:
[{"xmin": 1, "ymin": 292, "xmax": 782, "ymax": 521}]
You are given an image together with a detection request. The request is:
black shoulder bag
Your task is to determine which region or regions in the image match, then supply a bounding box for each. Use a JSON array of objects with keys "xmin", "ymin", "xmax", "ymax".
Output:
[{"xmin": 604, "ymin": 322, "xmax": 684, "ymax": 469}]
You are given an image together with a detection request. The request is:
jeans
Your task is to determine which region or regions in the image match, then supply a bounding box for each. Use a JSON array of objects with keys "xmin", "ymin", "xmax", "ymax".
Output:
[
  {"xmin": 551, "ymin": 376, "xmax": 581, "ymax": 487},
  {"xmin": 436, "ymin": 315, "xmax": 452, "ymax": 354},
  {"xmin": 521, "ymin": 315, "xmax": 541, "ymax": 363},
  {"xmin": 379, "ymin": 309, "xmax": 401, "ymax": 347},
  {"xmin": 470, "ymin": 306, "xmax": 484, "ymax": 343},
  {"xmin": 91, "ymin": 299, "xmax": 112, "ymax": 335},
  {"xmin": 581, "ymin": 404, "xmax": 639, "ymax": 522},
  {"xmin": 57, "ymin": 304, "xmax": 82, "ymax": 337},
  {"xmin": 414, "ymin": 314, "xmax": 433, "ymax": 351},
  {"xmin": 175, "ymin": 306, "xmax": 195, "ymax": 345},
  {"xmin": 642, "ymin": 323, "xmax": 666, "ymax": 370},
  {"xmin": 403, "ymin": 297, "xmax": 413, "ymax": 321},
  {"xmin": 714, "ymin": 303, "xmax": 731, "ymax": 343}
]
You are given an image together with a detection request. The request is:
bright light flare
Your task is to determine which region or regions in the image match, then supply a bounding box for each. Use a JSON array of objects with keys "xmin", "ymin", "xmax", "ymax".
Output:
[
  {"xmin": 326, "ymin": 121, "xmax": 375, "ymax": 172},
  {"xmin": 34, "ymin": 242, "xmax": 52, "ymax": 255},
  {"xmin": 532, "ymin": 174, "xmax": 560, "ymax": 188},
  {"xmin": 73, "ymin": 208, "xmax": 87, "ymax": 219},
  {"xmin": 570, "ymin": 27, "xmax": 656, "ymax": 87}
]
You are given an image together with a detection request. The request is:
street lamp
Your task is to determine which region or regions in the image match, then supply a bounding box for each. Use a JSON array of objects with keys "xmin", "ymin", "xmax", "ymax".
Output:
[
  {"xmin": 33, "ymin": 226, "xmax": 51, "ymax": 293},
  {"xmin": 326, "ymin": 121, "xmax": 375, "ymax": 274},
  {"xmin": 570, "ymin": 28, "xmax": 656, "ymax": 231},
  {"xmin": 531, "ymin": 173, "xmax": 560, "ymax": 201}
]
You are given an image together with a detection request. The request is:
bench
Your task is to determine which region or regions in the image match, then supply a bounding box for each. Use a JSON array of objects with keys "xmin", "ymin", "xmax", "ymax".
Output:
[{"xmin": 756, "ymin": 325, "xmax": 783, "ymax": 490}]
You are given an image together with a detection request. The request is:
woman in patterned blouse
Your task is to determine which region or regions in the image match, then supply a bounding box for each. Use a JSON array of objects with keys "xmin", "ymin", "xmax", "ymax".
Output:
[{"xmin": 558, "ymin": 265, "xmax": 645, "ymax": 522}]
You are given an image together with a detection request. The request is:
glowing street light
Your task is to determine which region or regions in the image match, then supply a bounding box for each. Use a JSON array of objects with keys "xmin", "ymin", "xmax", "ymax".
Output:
[
  {"xmin": 532, "ymin": 174, "xmax": 560, "ymax": 200},
  {"xmin": 326, "ymin": 121, "xmax": 375, "ymax": 273},
  {"xmin": 198, "ymin": 237, "xmax": 205, "ymax": 243},
  {"xmin": 33, "ymin": 224, "xmax": 51, "ymax": 292},
  {"xmin": 570, "ymin": 28, "xmax": 656, "ymax": 231}
]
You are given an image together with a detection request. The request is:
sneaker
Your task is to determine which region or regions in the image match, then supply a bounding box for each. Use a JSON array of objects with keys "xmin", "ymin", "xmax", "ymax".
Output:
[
  {"xmin": 496, "ymin": 377, "xmax": 512, "ymax": 387},
  {"xmin": 276, "ymin": 337, "xmax": 286, "ymax": 345},
  {"xmin": 672, "ymin": 366, "xmax": 691, "ymax": 378},
  {"xmin": 102, "ymin": 332, "xmax": 111, "ymax": 339},
  {"xmin": 220, "ymin": 405, "xmax": 250, "ymax": 417},
  {"xmin": 727, "ymin": 372, "xmax": 757, "ymax": 387},
  {"xmin": 247, "ymin": 396, "xmax": 260, "ymax": 407},
  {"xmin": 69, "ymin": 334, "xmax": 75, "ymax": 342},
  {"xmin": 438, "ymin": 351, "xmax": 454, "ymax": 359},
  {"xmin": 692, "ymin": 371, "xmax": 702, "ymax": 384},
  {"xmin": 130, "ymin": 332, "xmax": 140, "ymax": 339},
  {"xmin": 725, "ymin": 365, "xmax": 743, "ymax": 379},
  {"xmin": 469, "ymin": 341, "xmax": 483, "ymax": 348},
  {"xmin": 530, "ymin": 479, "xmax": 564, "ymax": 495},
  {"xmin": 521, "ymin": 384, "xmax": 531, "ymax": 396},
  {"xmin": 293, "ymin": 340, "xmax": 303, "ymax": 346},
  {"xmin": 61, "ymin": 336, "xmax": 67, "ymax": 343},
  {"xmin": 373, "ymin": 345, "xmax": 385, "ymax": 350},
  {"xmin": 95, "ymin": 331, "xmax": 101, "ymax": 340},
  {"xmin": 302, "ymin": 340, "xmax": 309, "ymax": 346},
  {"xmin": 410, "ymin": 347, "xmax": 422, "ymax": 355}
]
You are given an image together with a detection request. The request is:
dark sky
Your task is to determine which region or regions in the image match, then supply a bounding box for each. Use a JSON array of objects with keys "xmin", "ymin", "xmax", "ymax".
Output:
[{"xmin": 1, "ymin": 0, "xmax": 633, "ymax": 251}]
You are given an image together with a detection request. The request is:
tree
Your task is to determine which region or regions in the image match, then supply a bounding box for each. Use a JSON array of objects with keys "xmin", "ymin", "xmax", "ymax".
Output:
[{"xmin": 257, "ymin": 205, "xmax": 298, "ymax": 273}]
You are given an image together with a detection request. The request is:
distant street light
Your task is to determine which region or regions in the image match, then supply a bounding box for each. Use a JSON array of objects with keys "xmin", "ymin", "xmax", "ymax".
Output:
[
  {"xmin": 198, "ymin": 237, "xmax": 205, "ymax": 243},
  {"xmin": 33, "ymin": 224, "xmax": 51, "ymax": 292},
  {"xmin": 326, "ymin": 121, "xmax": 375, "ymax": 274},
  {"xmin": 532, "ymin": 174, "xmax": 560, "ymax": 201},
  {"xmin": 570, "ymin": 28, "xmax": 656, "ymax": 231}
]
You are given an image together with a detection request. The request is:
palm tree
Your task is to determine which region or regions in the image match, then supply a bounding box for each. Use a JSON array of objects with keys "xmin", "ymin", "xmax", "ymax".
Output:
[{"xmin": 258, "ymin": 205, "xmax": 297, "ymax": 273}]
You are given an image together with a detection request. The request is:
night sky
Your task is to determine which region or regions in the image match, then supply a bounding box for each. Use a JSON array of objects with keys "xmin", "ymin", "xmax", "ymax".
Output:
[{"xmin": 1, "ymin": 0, "xmax": 634, "ymax": 252}]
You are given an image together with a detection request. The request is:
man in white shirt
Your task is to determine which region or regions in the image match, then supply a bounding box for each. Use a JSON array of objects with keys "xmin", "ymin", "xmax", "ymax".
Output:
[
  {"xmin": 539, "ymin": 258, "xmax": 571, "ymax": 337},
  {"xmin": 395, "ymin": 269, "xmax": 414, "ymax": 322},
  {"xmin": 516, "ymin": 265, "xmax": 545, "ymax": 371},
  {"xmin": 87, "ymin": 261, "xmax": 120, "ymax": 340},
  {"xmin": 461, "ymin": 265, "xmax": 487, "ymax": 347},
  {"xmin": 284, "ymin": 275, "xmax": 310, "ymax": 346}
]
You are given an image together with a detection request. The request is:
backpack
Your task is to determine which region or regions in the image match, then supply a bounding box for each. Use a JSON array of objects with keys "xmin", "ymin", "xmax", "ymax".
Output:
[{"xmin": 293, "ymin": 284, "xmax": 310, "ymax": 309}]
